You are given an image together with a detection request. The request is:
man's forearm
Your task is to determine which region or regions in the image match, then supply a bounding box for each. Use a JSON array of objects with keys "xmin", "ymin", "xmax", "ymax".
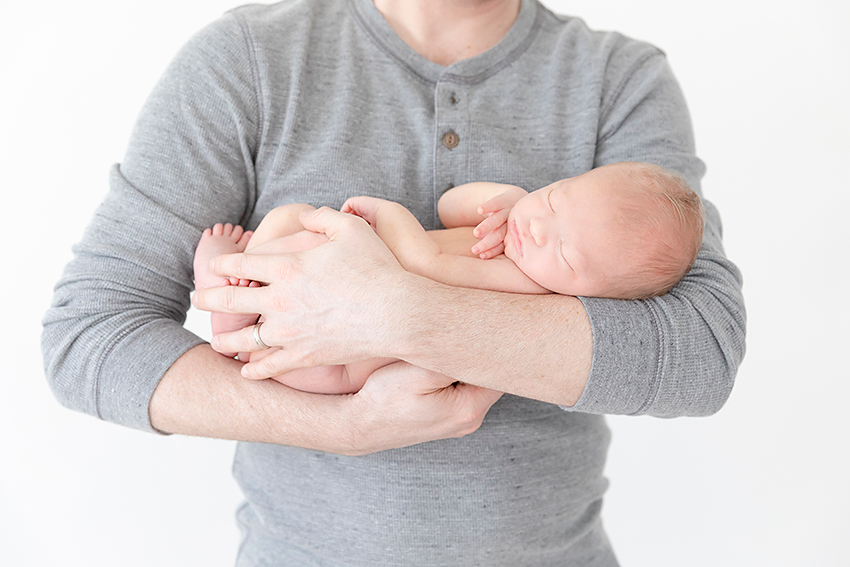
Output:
[
  {"xmin": 395, "ymin": 275, "xmax": 592, "ymax": 406},
  {"xmin": 150, "ymin": 343, "xmax": 502, "ymax": 454},
  {"xmin": 150, "ymin": 344, "xmax": 353, "ymax": 450},
  {"xmin": 198, "ymin": 208, "xmax": 590, "ymax": 407}
]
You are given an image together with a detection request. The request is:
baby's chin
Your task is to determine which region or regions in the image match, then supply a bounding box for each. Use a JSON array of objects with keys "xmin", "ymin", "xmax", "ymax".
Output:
[
  {"xmin": 537, "ymin": 274, "xmax": 606, "ymax": 298},
  {"xmin": 543, "ymin": 282, "xmax": 582, "ymax": 296},
  {"xmin": 503, "ymin": 237, "xmax": 518, "ymax": 262}
]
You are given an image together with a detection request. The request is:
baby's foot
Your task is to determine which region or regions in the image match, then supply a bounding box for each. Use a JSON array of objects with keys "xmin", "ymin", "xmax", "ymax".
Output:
[
  {"xmin": 195, "ymin": 224, "xmax": 260, "ymax": 358},
  {"xmin": 194, "ymin": 223, "xmax": 253, "ymax": 291}
]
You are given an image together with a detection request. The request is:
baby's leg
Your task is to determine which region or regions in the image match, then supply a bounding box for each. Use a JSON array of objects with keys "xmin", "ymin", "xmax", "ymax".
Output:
[
  {"xmin": 252, "ymin": 349, "xmax": 396, "ymax": 394},
  {"xmin": 194, "ymin": 224, "xmax": 259, "ymax": 356},
  {"xmin": 198, "ymin": 204, "xmax": 319, "ymax": 357},
  {"xmin": 229, "ymin": 202, "xmax": 403, "ymax": 394},
  {"xmin": 244, "ymin": 203, "xmax": 317, "ymax": 253},
  {"xmin": 194, "ymin": 223, "xmax": 253, "ymax": 291}
]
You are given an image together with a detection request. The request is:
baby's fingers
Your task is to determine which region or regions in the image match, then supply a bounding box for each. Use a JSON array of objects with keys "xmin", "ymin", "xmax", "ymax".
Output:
[
  {"xmin": 477, "ymin": 193, "xmax": 511, "ymax": 215},
  {"xmin": 470, "ymin": 224, "xmax": 508, "ymax": 257},
  {"xmin": 341, "ymin": 196, "xmax": 381, "ymax": 228},
  {"xmin": 478, "ymin": 242, "xmax": 505, "ymax": 260},
  {"xmin": 473, "ymin": 211, "xmax": 508, "ymax": 238}
]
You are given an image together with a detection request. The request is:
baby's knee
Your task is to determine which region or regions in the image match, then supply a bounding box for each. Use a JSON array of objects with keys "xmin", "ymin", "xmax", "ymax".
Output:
[
  {"xmin": 253, "ymin": 203, "xmax": 317, "ymax": 243},
  {"xmin": 264, "ymin": 203, "xmax": 316, "ymax": 225}
]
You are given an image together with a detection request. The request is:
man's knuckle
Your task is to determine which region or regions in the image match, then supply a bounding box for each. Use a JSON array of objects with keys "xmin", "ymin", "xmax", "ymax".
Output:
[
  {"xmin": 342, "ymin": 213, "xmax": 363, "ymax": 228},
  {"xmin": 257, "ymin": 357, "xmax": 274, "ymax": 377},
  {"xmin": 269, "ymin": 293, "xmax": 288, "ymax": 312},
  {"xmin": 229, "ymin": 254, "xmax": 247, "ymax": 277},
  {"xmin": 456, "ymin": 409, "xmax": 485, "ymax": 437},
  {"xmin": 271, "ymin": 260, "xmax": 293, "ymax": 282},
  {"xmin": 301, "ymin": 350, "xmax": 321, "ymax": 368},
  {"xmin": 223, "ymin": 287, "xmax": 238, "ymax": 311}
]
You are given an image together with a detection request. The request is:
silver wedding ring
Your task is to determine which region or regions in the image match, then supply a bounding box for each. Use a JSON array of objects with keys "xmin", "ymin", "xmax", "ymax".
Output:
[{"xmin": 252, "ymin": 322, "xmax": 270, "ymax": 350}]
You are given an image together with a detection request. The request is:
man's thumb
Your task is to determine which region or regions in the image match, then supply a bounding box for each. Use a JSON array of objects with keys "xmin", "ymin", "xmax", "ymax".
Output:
[{"xmin": 299, "ymin": 206, "xmax": 340, "ymax": 237}]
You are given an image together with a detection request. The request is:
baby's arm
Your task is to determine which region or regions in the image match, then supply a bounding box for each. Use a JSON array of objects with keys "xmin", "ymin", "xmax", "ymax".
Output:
[
  {"xmin": 342, "ymin": 196, "xmax": 442, "ymax": 273},
  {"xmin": 437, "ymin": 182, "xmax": 524, "ymax": 227},
  {"xmin": 438, "ymin": 182, "xmax": 527, "ymax": 259},
  {"xmin": 343, "ymin": 196, "xmax": 549, "ymax": 295}
]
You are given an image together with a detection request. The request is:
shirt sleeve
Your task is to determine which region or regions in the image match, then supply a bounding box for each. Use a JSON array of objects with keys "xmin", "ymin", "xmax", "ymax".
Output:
[
  {"xmin": 41, "ymin": 13, "xmax": 261, "ymax": 432},
  {"xmin": 567, "ymin": 42, "xmax": 746, "ymax": 417}
]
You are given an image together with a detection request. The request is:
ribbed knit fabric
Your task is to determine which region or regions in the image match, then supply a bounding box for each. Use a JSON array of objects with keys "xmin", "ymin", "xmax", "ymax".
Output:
[{"xmin": 42, "ymin": 0, "xmax": 745, "ymax": 563}]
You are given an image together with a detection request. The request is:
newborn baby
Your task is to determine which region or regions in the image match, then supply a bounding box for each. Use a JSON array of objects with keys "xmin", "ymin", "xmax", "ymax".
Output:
[{"xmin": 194, "ymin": 161, "xmax": 704, "ymax": 393}]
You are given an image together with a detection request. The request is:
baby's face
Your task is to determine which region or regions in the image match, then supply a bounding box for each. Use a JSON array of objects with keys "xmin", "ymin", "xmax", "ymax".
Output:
[{"xmin": 503, "ymin": 171, "xmax": 625, "ymax": 296}]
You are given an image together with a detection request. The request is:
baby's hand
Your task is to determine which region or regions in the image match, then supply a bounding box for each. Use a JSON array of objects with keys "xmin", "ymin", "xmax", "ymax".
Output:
[
  {"xmin": 341, "ymin": 196, "xmax": 385, "ymax": 228},
  {"xmin": 470, "ymin": 224, "xmax": 508, "ymax": 259},
  {"xmin": 471, "ymin": 187, "xmax": 527, "ymax": 259}
]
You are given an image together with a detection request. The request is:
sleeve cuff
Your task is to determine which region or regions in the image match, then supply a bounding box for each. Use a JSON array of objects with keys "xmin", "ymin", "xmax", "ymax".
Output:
[
  {"xmin": 96, "ymin": 319, "xmax": 207, "ymax": 433},
  {"xmin": 563, "ymin": 296, "xmax": 663, "ymax": 415}
]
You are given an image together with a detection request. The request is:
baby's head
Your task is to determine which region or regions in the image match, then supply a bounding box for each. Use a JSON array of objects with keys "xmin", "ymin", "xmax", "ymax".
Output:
[{"xmin": 503, "ymin": 162, "xmax": 704, "ymax": 299}]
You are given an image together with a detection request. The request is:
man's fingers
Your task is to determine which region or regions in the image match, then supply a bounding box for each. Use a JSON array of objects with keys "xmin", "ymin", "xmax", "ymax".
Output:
[
  {"xmin": 466, "ymin": 384, "xmax": 504, "ymax": 410},
  {"xmin": 193, "ymin": 284, "xmax": 265, "ymax": 314},
  {"xmin": 210, "ymin": 322, "xmax": 267, "ymax": 356},
  {"xmin": 300, "ymin": 206, "xmax": 369, "ymax": 240},
  {"xmin": 449, "ymin": 384, "xmax": 503, "ymax": 436},
  {"xmin": 210, "ymin": 252, "xmax": 276, "ymax": 283},
  {"xmin": 211, "ymin": 249, "xmax": 304, "ymax": 283},
  {"xmin": 240, "ymin": 348, "xmax": 296, "ymax": 380}
]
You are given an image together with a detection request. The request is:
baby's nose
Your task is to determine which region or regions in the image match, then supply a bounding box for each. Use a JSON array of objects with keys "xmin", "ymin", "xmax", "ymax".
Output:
[{"xmin": 529, "ymin": 218, "xmax": 546, "ymax": 246}]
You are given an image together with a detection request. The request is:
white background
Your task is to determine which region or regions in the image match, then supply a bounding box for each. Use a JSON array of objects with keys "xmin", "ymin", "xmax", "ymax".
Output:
[{"xmin": 2, "ymin": 1, "xmax": 848, "ymax": 565}]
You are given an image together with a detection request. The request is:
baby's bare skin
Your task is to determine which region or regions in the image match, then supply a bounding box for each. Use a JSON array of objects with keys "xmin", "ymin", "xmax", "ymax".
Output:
[
  {"xmin": 194, "ymin": 224, "xmax": 259, "ymax": 359},
  {"xmin": 194, "ymin": 214, "xmax": 395, "ymax": 394},
  {"xmin": 193, "ymin": 223, "xmax": 253, "ymax": 291},
  {"xmin": 194, "ymin": 162, "xmax": 702, "ymax": 394}
]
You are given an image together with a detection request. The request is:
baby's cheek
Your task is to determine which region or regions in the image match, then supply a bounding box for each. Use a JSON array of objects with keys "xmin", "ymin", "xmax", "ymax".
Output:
[{"xmin": 521, "ymin": 257, "xmax": 549, "ymax": 286}]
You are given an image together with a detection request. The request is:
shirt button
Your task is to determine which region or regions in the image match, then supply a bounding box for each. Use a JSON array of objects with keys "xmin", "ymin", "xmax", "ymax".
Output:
[{"xmin": 442, "ymin": 131, "xmax": 460, "ymax": 149}]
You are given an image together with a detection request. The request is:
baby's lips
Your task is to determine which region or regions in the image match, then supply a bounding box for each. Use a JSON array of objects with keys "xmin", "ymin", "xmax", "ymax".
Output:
[{"xmin": 509, "ymin": 220, "xmax": 523, "ymax": 257}]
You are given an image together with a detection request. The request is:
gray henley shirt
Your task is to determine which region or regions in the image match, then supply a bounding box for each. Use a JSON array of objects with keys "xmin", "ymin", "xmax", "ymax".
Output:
[{"xmin": 42, "ymin": 0, "xmax": 746, "ymax": 564}]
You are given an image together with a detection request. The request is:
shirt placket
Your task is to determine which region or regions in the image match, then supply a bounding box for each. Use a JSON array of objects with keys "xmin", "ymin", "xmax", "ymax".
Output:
[{"xmin": 433, "ymin": 76, "xmax": 467, "ymax": 228}]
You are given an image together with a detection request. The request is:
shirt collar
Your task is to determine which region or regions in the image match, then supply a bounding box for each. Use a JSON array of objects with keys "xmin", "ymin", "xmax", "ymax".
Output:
[{"xmin": 348, "ymin": 0, "xmax": 541, "ymax": 85}]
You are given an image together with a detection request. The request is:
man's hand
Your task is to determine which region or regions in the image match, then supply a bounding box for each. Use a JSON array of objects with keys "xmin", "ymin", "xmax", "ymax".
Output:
[
  {"xmin": 342, "ymin": 361, "xmax": 503, "ymax": 455},
  {"xmin": 192, "ymin": 206, "xmax": 417, "ymax": 379}
]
